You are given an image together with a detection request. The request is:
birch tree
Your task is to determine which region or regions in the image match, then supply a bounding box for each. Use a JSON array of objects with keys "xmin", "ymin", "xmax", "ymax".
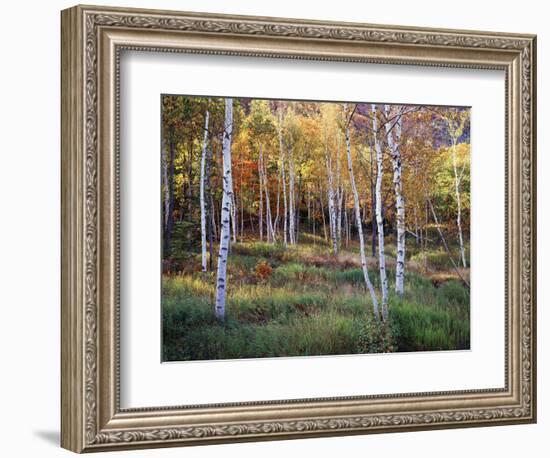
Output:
[
  {"xmin": 162, "ymin": 140, "xmax": 170, "ymax": 235},
  {"xmin": 335, "ymin": 133, "xmax": 344, "ymax": 246},
  {"xmin": 278, "ymin": 109, "xmax": 288, "ymax": 246},
  {"xmin": 164, "ymin": 127, "xmax": 176, "ymax": 254},
  {"xmin": 288, "ymin": 145, "xmax": 296, "ymax": 245},
  {"xmin": 372, "ymin": 104, "xmax": 389, "ymax": 321},
  {"xmin": 344, "ymin": 104, "xmax": 379, "ymax": 316},
  {"xmin": 214, "ymin": 98, "xmax": 234, "ymax": 322},
  {"xmin": 384, "ymin": 105, "xmax": 406, "ymax": 296},
  {"xmin": 442, "ymin": 109, "xmax": 469, "ymax": 268},
  {"xmin": 322, "ymin": 110, "xmax": 338, "ymax": 255},
  {"xmin": 260, "ymin": 145, "xmax": 275, "ymax": 242},
  {"xmin": 258, "ymin": 147, "xmax": 263, "ymax": 241},
  {"xmin": 199, "ymin": 110, "xmax": 210, "ymax": 272}
]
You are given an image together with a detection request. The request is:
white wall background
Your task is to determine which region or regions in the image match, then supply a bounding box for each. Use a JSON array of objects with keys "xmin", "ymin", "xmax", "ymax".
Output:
[{"xmin": 0, "ymin": 0, "xmax": 546, "ymax": 456}]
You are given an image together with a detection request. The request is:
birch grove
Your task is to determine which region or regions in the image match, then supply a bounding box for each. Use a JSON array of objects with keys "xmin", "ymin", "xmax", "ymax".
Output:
[{"xmin": 162, "ymin": 95, "xmax": 471, "ymax": 334}]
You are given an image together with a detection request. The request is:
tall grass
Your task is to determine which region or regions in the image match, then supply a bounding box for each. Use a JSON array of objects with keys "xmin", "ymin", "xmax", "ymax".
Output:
[{"xmin": 162, "ymin": 241, "xmax": 470, "ymax": 361}]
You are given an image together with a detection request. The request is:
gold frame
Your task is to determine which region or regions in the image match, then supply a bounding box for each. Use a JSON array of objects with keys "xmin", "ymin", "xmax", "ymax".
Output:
[{"xmin": 61, "ymin": 4, "xmax": 537, "ymax": 453}]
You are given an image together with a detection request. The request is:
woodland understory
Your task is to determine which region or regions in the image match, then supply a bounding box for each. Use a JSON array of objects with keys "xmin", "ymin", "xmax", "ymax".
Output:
[{"xmin": 161, "ymin": 96, "xmax": 471, "ymax": 361}]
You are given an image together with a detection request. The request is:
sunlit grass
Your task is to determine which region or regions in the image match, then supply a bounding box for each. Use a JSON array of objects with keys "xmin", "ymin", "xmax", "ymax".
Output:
[{"xmin": 162, "ymin": 239, "xmax": 470, "ymax": 361}]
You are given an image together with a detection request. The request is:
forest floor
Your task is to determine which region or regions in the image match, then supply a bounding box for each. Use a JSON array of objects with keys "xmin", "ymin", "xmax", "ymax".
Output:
[{"xmin": 162, "ymin": 233, "xmax": 470, "ymax": 361}]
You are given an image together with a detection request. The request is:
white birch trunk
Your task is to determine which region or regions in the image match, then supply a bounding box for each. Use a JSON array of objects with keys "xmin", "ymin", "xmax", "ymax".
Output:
[
  {"xmin": 336, "ymin": 135, "xmax": 343, "ymax": 246},
  {"xmin": 288, "ymin": 147, "xmax": 296, "ymax": 245},
  {"xmin": 258, "ymin": 147, "xmax": 263, "ymax": 241},
  {"xmin": 451, "ymin": 139, "xmax": 467, "ymax": 268},
  {"xmin": 372, "ymin": 104, "xmax": 389, "ymax": 321},
  {"xmin": 199, "ymin": 110, "xmax": 210, "ymax": 272},
  {"xmin": 384, "ymin": 105, "xmax": 406, "ymax": 296},
  {"xmin": 215, "ymin": 98, "xmax": 234, "ymax": 321},
  {"xmin": 274, "ymin": 162, "xmax": 281, "ymax": 236},
  {"xmin": 324, "ymin": 136, "xmax": 338, "ymax": 255},
  {"xmin": 319, "ymin": 181, "xmax": 328, "ymax": 242},
  {"xmin": 282, "ymin": 154, "xmax": 288, "ymax": 246},
  {"xmin": 262, "ymin": 146, "xmax": 275, "ymax": 242},
  {"xmin": 162, "ymin": 141, "xmax": 170, "ymax": 232},
  {"xmin": 278, "ymin": 111, "xmax": 288, "ymax": 246},
  {"xmin": 231, "ymin": 191, "xmax": 237, "ymax": 244},
  {"xmin": 345, "ymin": 105, "xmax": 379, "ymax": 316}
]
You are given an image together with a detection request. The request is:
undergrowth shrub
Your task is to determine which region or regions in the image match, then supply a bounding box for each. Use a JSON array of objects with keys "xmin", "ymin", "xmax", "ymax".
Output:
[
  {"xmin": 355, "ymin": 315, "xmax": 400, "ymax": 354},
  {"xmin": 254, "ymin": 259, "xmax": 273, "ymax": 281}
]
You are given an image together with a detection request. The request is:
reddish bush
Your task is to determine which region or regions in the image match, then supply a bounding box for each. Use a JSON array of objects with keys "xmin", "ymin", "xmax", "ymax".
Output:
[{"xmin": 254, "ymin": 260, "xmax": 273, "ymax": 281}]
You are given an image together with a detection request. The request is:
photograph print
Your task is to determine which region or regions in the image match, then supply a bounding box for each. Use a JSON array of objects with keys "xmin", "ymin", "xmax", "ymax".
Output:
[{"xmin": 161, "ymin": 95, "xmax": 471, "ymax": 362}]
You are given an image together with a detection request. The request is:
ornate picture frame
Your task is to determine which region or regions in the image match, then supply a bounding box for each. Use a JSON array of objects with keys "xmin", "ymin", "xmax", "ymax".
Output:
[{"xmin": 61, "ymin": 4, "xmax": 536, "ymax": 453}]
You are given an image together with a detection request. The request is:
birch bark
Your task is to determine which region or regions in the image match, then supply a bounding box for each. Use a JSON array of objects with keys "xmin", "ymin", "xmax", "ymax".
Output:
[
  {"xmin": 345, "ymin": 104, "xmax": 379, "ymax": 316},
  {"xmin": 199, "ymin": 110, "xmax": 210, "ymax": 272},
  {"xmin": 288, "ymin": 146, "xmax": 296, "ymax": 245},
  {"xmin": 163, "ymin": 129, "xmax": 176, "ymax": 254},
  {"xmin": 258, "ymin": 145, "xmax": 263, "ymax": 241},
  {"xmin": 162, "ymin": 141, "xmax": 169, "ymax": 234},
  {"xmin": 451, "ymin": 139, "xmax": 467, "ymax": 268},
  {"xmin": 372, "ymin": 104, "xmax": 389, "ymax": 321},
  {"xmin": 324, "ymin": 132, "xmax": 338, "ymax": 255},
  {"xmin": 262, "ymin": 146, "xmax": 275, "ymax": 242},
  {"xmin": 214, "ymin": 98, "xmax": 234, "ymax": 321},
  {"xmin": 278, "ymin": 110, "xmax": 288, "ymax": 246},
  {"xmin": 384, "ymin": 105, "xmax": 406, "ymax": 296}
]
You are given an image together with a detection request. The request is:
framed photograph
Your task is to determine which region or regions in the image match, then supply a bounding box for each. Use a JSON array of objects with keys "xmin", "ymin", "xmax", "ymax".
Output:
[{"xmin": 61, "ymin": 4, "xmax": 537, "ymax": 453}]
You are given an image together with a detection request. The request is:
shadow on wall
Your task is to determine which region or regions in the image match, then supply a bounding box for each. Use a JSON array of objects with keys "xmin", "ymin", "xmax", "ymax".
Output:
[{"xmin": 33, "ymin": 430, "xmax": 59, "ymax": 446}]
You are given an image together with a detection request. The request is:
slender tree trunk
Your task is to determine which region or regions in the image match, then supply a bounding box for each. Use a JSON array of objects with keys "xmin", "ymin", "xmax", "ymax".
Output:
[
  {"xmin": 210, "ymin": 195, "xmax": 218, "ymax": 241},
  {"xmin": 274, "ymin": 162, "xmax": 281, "ymax": 236},
  {"xmin": 313, "ymin": 199, "xmax": 317, "ymax": 241},
  {"xmin": 199, "ymin": 110, "xmax": 210, "ymax": 272},
  {"xmin": 205, "ymin": 144, "xmax": 214, "ymax": 271},
  {"xmin": 215, "ymin": 98, "xmax": 234, "ymax": 321},
  {"xmin": 344, "ymin": 207, "xmax": 349, "ymax": 248},
  {"xmin": 278, "ymin": 112, "xmax": 288, "ymax": 246},
  {"xmin": 384, "ymin": 105, "xmax": 406, "ymax": 296},
  {"xmin": 372, "ymin": 104, "xmax": 389, "ymax": 321},
  {"xmin": 295, "ymin": 172, "xmax": 302, "ymax": 243},
  {"xmin": 281, "ymin": 153, "xmax": 288, "ymax": 246},
  {"xmin": 345, "ymin": 105, "xmax": 379, "ymax": 316},
  {"xmin": 307, "ymin": 186, "xmax": 311, "ymax": 225},
  {"xmin": 240, "ymin": 148, "xmax": 245, "ymax": 241},
  {"xmin": 240, "ymin": 191, "xmax": 244, "ymax": 242},
  {"xmin": 162, "ymin": 141, "xmax": 170, "ymax": 235},
  {"xmin": 336, "ymin": 135, "xmax": 343, "ymax": 247},
  {"xmin": 414, "ymin": 205, "xmax": 420, "ymax": 246},
  {"xmin": 164, "ymin": 128, "xmax": 176, "ymax": 255},
  {"xmin": 258, "ymin": 146, "xmax": 263, "ymax": 241},
  {"xmin": 319, "ymin": 181, "xmax": 328, "ymax": 242},
  {"xmin": 370, "ymin": 145, "xmax": 377, "ymax": 258},
  {"xmin": 428, "ymin": 198, "xmax": 470, "ymax": 288},
  {"xmin": 324, "ymin": 137, "xmax": 338, "ymax": 255},
  {"xmin": 231, "ymin": 191, "xmax": 238, "ymax": 244},
  {"xmin": 288, "ymin": 147, "xmax": 296, "ymax": 245},
  {"xmin": 249, "ymin": 212, "xmax": 255, "ymax": 233},
  {"xmin": 262, "ymin": 146, "xmax": 275, "ymax": 242},
  {"xmin": 451, "ymin": 139, "xmax": 467, "ymax": 267},
  {"xmin": 423, "ymin": 197, "xmax": 429, "ymax": 269},
  {"xmin": 337, "ymin": 185, "xmax": 344, "ymax": 248}
]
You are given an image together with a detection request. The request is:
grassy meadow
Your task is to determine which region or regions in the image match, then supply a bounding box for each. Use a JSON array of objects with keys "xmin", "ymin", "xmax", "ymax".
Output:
[
  {"xmin": 162, "ymin": 234, "xmax": 470, "ymax": 361},
  {"xmin": 161, "ymin": 96, "xmax": 471, "ymax": 362}
]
